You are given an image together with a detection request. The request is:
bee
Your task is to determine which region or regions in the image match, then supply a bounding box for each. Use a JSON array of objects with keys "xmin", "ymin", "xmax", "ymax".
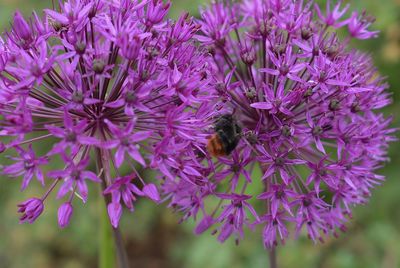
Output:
[{"xmin": 207, "ymin": 114, "xmax": 241, "ymax": 157}]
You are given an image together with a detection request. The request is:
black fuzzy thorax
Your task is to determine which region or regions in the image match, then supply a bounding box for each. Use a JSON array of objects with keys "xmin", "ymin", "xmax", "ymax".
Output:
[{"xmin": 214, "ymin": 114, "xmax": 241, "ymax": 155}]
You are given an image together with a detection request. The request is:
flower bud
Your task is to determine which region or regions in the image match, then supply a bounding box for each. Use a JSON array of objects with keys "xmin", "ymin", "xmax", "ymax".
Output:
[
  {"xmin": 58, "ymin": 202, "xmax": 73, "ymax": 228},
  {"xmin": 107, "ymin": 202, "xmax": 122, "ymax": 228},
  {"xmin": 17, "ymin": 198, "xmax": 44, "ymax": 224},
  {"xmin": 13, "ymin": 11, "xmax": 32, "ymax": 41},
  {"xmin": 93, "ymin": 59, "xmax": 106, "ymax": 74},
  {"xmin": 194, "ymin": 215, "xmax": 214, "ymax": 235},
  {"xmin": 143, "ymin": 183, "xmax": 160, "ymax": 202}
]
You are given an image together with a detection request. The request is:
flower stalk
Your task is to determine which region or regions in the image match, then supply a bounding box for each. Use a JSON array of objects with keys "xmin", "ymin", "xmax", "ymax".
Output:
[
  {"xmin": 97, "ymin": 148, "xmax": 129, "ymax": 268},
  {"xmin": 269, "ymin": 247, "xmax": 277, "ymax": 268},
  {"xmin": 99, "ymin": 194, "xmax": 115, "ymax": 268},
  {"xmin": 112, "ymin": 227, "xmax": 130, "ymax": 268}
]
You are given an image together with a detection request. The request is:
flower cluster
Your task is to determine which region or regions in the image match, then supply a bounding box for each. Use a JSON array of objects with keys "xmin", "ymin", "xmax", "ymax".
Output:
[
  {"xmin": 1, "ymin": 0, "xmax": 396, "ymax": 251},
  {"xmin": 1, "ymin": 0, "xmax": 215, "ymax": 228},
  {"xmin": 161, "ymin": 0, "xmax": 396, "ymax": 248}
]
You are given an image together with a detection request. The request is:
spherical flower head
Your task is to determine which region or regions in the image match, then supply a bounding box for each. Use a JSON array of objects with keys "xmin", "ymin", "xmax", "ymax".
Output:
[
  {"xmin": 162, "ymin": 0, "xmax": 396, "ymax": 248},
  {"xmin": 0, "ymin": 0, "xmax": 216, "ymax": 228}
]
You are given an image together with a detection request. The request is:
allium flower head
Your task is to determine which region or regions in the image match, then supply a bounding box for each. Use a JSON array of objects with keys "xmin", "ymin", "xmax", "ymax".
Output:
[
  {"xmin": 1, "ymin": 0, "xmax": 215, "ymax": 228},
  {"xmin": 162, "ymin": 0, "xmax": 396, "ymax": 248}
]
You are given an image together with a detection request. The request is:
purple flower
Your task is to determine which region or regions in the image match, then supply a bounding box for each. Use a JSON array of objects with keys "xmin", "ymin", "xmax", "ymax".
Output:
[
  {"xmin": 12, "ymin": 11, "xmax": 32, "ymax": 43},
  {"xmin": 260, "ymin": 46, "xmax": 306, "ymax": 83},
  {"xmin": 104, "ymin": 175, "xmax": 160, "ymax": 228},
  {"xmin": 103, "ymin": 174, "xmax": 162, "ymax": 227},
  {"xmin": 163, "ymin": 0, "xmax": 395, "ymax": 249},
  {"xmin": 259, "ymin": 212, "xmax": 290, "ymax": 248},
  {"xmin": 3, "ymin": 145, "xmax": 47, "ymax": 190},
  {"xmin": 257, "ymin": 147, "xmax": 307, "ymax": 184},
  {"xmin": 142, "ymin": 184, "xmax": 161, "ymax": 202},
  {"xmin": 58, "ymin": 202, "xmax": 73, "ymax": 228},
  {"xmin": 170, "ymin": 13, "xmax": 201, "ymax": 43},
  {"xmin": 9, "ymin": 10, "xmax": 49, "ymax": 49},
  {"xmin": 46, "ymin": 110, "xmax": 99, "ymax": 154},
  {"xmin": 194, "ymin": 215, "xmax": 214, "ymax": 235},
  {"xmin": 195, "ymin": 2, "xmax": 237, "ymax": 46},
  {"xmin": 258, "ymin": 184, "xmax": 297, "ymax": 217},
  {"xmin": 348, "ymin": 11, "xmax": 379, "ymax": 39},
  {"xmin": 48, "ymin": 156, "xmax": 101, "ymax": 202},
  {"xmin": 146, "ymin": 0, "xmax": 171, "ymax": 26},
  {"xmin": 102, "ymin": 120, "xmax": 151, "ymax": 168},
  {"xmin": 6, "ymin": 40, "xmax": 54, "ymax": 90},
  {"xmin": 314, "ymin": 0, "xmax": 350, "ymax": 28},
  {"xmin": 103, "ymin": 175, "xmax": 144, "ymax": 211},
  {"xmin": 1, "ymin": 0, "xmax": 215, "ymax": 227},
  {"xmin": 45, "ymin": 0, "xmax": 92, "ymax": 30},
  {"xmin": 214, "ymin": 149, "xmax": 253, "ymax": 191},
  {"xmin": 214, "ymin": 193, "xmax": 259, "ymax": 243},
  {"xmin": 17, "ymin": 198, "xmax": 44, "ymax": 224},
  {"xmin": 104, "ymin": 84, "xmax": 152, "ymax": 116},
  {"xmin": 108, "ymin": 201, "xmax": 122, "ymax": 229}
]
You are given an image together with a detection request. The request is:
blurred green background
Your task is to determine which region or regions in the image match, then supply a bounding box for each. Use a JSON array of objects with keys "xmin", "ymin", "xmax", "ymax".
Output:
[{"xmin": 0, "ymin": 0, "xmax": 399, "ymax": 268}]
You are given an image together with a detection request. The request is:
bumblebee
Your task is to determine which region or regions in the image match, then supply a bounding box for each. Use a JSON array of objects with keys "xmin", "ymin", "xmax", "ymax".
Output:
[{"xmin": 207, "ymin": 114, "xmax": 241, "ymax": 157}]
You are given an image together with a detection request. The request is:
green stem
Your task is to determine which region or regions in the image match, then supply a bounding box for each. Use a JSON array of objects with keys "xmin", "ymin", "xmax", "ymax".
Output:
[
  {"xmin": 112, "ymin": 227, "xmax": 130, "ymax": 268},
  {"xmin": 269, "ymin": 247, "xmax": 277, "ymax": 268},
  {"xmin": 96, "ymin": 148, "xmax": 130, "ymax": 268},
  {"xmin": 99, "ymin": 196, "xmax": 116, "ymax": 268}
]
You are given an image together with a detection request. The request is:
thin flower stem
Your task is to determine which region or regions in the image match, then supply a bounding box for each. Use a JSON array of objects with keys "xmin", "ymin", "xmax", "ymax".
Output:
[
  {"xmin": 99, "ymin": 194, "xmax": 115, "ymax": 268},
  {"xmin": 14, "ymin": 133, "xmax": 53, "ymax": 146},
  {"xmin": 96, "ymin": 148, "xmax": 130, "ymax": 268},
  {"xmin": 41, "ymin": 178, "xmax": 60, "ymax": 201},
  {"xmin": 269, "ymin": 247, "xmax": 277, "ymax": 268},
  {"xmin": 112, "ymin": 228, "xmax": 130, "ymax": 268}
]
